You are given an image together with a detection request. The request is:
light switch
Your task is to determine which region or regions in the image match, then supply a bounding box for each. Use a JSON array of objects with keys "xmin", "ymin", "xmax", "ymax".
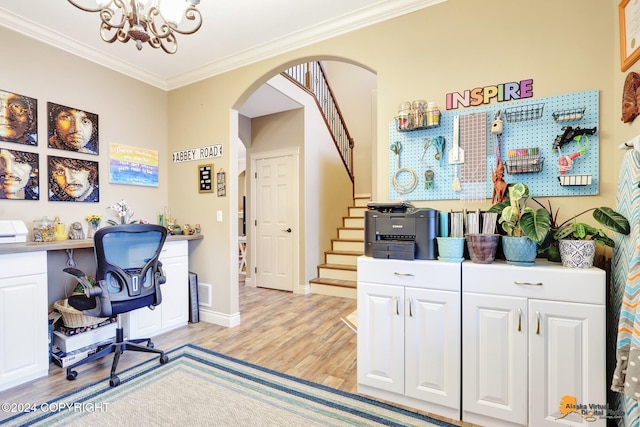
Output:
[{"xmin": 217, "ymin": 210, "xmax": 223, "ymax": 222}]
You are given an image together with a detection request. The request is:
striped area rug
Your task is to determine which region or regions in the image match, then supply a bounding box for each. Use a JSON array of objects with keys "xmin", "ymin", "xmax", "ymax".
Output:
[{"xmin": 2, "ymin": 344, "xmax": 454, "ymax": 427}]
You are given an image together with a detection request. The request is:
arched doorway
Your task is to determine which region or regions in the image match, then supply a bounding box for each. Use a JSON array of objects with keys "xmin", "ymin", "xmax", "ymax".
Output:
[{"xmin": 231, "ymin": 59, "xmax": 376, "ymax": 305}]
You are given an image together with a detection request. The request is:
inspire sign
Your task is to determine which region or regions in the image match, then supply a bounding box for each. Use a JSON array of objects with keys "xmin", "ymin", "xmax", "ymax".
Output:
[{"xmin": 445, "ymin": 79, "xmax": 534, "ymax": 110}]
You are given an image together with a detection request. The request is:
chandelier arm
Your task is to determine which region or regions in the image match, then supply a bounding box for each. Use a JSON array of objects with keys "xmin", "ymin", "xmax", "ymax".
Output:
[
  {"xmin": 99, "ymin": 3, "xmax": 128, "ymax": 31},
  {"xmin": 67, "ymin": 0, "xmax": 111, "ymax": 13},
  {"xmin": 172, "ymin": 7, "xmax": 203, "ymax": 35},
  {"xmin": 153, "ymin": 35, "xmax": 178, "ymax": 55}
]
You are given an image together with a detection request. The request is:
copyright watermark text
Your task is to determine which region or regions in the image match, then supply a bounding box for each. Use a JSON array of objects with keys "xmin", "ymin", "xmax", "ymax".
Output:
[{"xmin": 1, "ymin": 401, "xmax": 109, "ymax": 414}]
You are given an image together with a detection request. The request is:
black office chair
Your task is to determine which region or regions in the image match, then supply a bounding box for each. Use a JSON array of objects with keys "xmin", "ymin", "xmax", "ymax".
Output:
[{"xmin": 62, "ymin": 224, "xmax": 169, "ymax": 387}]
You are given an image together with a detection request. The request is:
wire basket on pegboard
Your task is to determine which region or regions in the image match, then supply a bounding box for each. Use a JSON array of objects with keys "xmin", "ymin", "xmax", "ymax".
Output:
[
  {"xmin": 552, "ymin": 107, "xmax": 585, "ymax": 123},
  {"xmin": 504, "ymin": 103, "xmax": 545, "ymax": 123}
]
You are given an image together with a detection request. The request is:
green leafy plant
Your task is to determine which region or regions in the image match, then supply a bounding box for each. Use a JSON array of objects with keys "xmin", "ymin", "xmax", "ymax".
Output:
[
  {"xmin": 549, "ymin": 206, "xmax": 630, "ymax": 247},
  {"xmin": 488, "ymin": 183, "xmax": 550, "ymax": 244}
]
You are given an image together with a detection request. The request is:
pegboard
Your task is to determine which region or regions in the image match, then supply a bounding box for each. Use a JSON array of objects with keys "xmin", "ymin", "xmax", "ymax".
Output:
[{"xmin": 388, "ymin": 89, "xmax": 599, "ymax": 201}]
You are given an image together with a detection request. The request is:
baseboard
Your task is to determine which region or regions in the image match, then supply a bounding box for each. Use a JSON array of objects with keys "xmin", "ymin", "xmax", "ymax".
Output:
[{"xmin": 198, "ymin": 308, "xmax": 241, "ymax": 327}]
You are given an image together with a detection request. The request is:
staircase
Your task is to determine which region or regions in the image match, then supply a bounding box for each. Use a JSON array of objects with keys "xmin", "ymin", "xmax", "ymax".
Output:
[{"xmin": 309, "ymin": 194, "xmax": 370, "ymax": 299}]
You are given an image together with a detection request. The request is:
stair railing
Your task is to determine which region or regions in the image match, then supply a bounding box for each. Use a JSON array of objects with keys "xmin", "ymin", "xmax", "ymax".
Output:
[{"xmin": 282, "ymin": 62, "xmax": 355, "ymax": 185}]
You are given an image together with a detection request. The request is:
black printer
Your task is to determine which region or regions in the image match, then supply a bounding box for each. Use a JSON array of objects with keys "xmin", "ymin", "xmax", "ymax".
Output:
[{"xmin": 364, "ymin": 201, "xmax": 438, "ymax": 260}]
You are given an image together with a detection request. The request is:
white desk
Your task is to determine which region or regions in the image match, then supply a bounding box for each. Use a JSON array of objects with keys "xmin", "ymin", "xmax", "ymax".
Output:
[{"xmin": 0, "ymin": 234, "xmax": 203, "ymax": 392}]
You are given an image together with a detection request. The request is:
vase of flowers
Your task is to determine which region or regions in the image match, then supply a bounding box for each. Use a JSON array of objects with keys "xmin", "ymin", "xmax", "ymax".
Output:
[
  {"xmin": 85, "ymin": 214, "xmax": 102, "ymax": 238},
  {"xmin": 107, "ymin": 199, "xmax": 136, "ymax": 225}
]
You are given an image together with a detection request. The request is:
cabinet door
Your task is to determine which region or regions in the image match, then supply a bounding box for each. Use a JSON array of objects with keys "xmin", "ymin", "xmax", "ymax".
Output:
[
  {"xmin": 0, "ymin": 273, "xmax": 49, "ymax": 390},
  {"xmin": 405, "ymin": 287, "xmax": 460, "ymax": 411},
  {"xmin": 127, "ymin": 301, "xmax": 163, "ymax": 339},
  {"xmin": 357, "ymin": 282, "xmax": 404, "ymax": 394},
  {"xmin": 159, "ymin": 254, "xmax": 189, "ymax": 330},
  {"xmin": 529, "ymin": 299, "xmax": 605, "ymax": 427},
  {"xmin": 463, "ymin": 292, "xmax": 527, "ymax": 426}
]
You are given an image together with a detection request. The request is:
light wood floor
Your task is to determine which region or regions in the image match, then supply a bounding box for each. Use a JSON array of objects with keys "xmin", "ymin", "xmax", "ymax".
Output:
[{"xmin": 0, "ymin": 283, "xmax": 470, "ymax": 426}]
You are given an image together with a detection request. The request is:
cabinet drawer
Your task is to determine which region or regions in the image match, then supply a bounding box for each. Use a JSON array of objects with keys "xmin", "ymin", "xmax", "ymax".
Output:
[
  {"xmin": 0, "ymin": 252, "xmax": 47, "ymax": 279},
  {"xmin": 160, "ymin": 241, "xmax": 188, "ymax": 259},
  {"xmin": 463, "ymin": 260, "xmax": 605, "ymax": 304},
  {"xmin": 357, "ymin": 256, "xmax": 460, "ymax": 291}
]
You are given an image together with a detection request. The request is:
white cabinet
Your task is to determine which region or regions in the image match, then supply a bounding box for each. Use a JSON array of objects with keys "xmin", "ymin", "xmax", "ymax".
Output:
[
  {"xmin": 0, "ymin": 252, "xmax": 49, "ymax": 392},
  {"xmin": 462, "ymin": 261, "xmax": 606, "ymax": 427},
  {"xmin": 127, "ymin": 240, "xmax": 189, "ymax": 339},
  {"xmin": 357, "ymin": 257, "xmax": 461, "ymax": 420}
]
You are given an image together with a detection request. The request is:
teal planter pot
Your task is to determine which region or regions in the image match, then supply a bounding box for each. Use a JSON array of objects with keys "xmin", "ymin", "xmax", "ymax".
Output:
[{"xmin": 501, "ymin": 236, "xmax": 537, "ymax": 266}]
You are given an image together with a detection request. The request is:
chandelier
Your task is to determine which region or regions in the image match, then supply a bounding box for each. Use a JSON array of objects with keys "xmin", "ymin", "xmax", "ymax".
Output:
[{"xmin": 67, "ymin": 0, "xmax": 203, "ymax": 54}]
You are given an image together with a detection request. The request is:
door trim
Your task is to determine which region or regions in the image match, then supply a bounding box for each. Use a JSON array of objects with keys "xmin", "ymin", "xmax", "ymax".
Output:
[{"xmin": 249, "ymin": 147, "xmax": 301, "ymax": 293}]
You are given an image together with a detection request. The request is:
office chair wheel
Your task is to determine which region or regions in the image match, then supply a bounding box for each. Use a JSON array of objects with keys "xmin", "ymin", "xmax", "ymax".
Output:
[
  {"xmin": 66, "ymin": 370, "xmax": 78, "ymax": 381},
  {"xmin": 109, "ymin": 375, "xmax": 120, "ymax": 387},
  {"xmin": 160, "ymin": 355, "xmax": 169, "ymax": 364}
]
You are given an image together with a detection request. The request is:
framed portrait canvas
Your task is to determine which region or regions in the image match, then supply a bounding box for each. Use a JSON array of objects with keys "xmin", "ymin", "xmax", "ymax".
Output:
[
  {"xmin": 0, "ymin": 89, "xmax": 37, "ymax": 146},
  {"xmin": 47, "ymin": 102, "xmax": 99, "ymax": 155},
  {"xmin": 0, "ymin": 148, "xmax": 39, "ymax": 200},
  {"xmin": 48, "ymin": 155, "xmax": 99, "ymax": 202}
]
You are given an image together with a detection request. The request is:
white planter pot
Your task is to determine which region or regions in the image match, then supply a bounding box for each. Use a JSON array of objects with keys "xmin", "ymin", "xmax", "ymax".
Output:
[{"xmin": 559, "ymin": 240, "xmax": 596, "ymax": 268}]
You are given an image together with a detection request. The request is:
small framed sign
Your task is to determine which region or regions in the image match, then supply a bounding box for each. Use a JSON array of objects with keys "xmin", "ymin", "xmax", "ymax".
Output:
[
  {"xmin": 198, "ymin": 164, "xmax": 213, "ymax": 193},
  {"xmin": 217, "ymin": 168, "xmax": 226, "ymax": 197}
]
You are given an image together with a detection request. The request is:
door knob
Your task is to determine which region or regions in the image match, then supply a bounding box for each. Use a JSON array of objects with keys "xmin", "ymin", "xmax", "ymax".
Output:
[{"xmin": 283, "ymin": 228, "xmax": 292, "ymax": 233}]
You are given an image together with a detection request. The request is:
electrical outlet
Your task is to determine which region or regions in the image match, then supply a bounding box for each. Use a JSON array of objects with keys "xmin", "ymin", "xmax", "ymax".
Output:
[{"xmin": 216, "ymin": 210, "xmax": 223, "ymax": 222}]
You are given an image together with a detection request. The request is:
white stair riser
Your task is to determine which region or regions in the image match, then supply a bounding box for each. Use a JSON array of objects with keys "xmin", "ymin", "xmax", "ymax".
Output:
[
  {"xmin": 353, "ymin": 196, "xmax": 371, "ymax": 207},
  {"xmin": 319, "ymin": 267, "xmax": 357, "ymax": 281},
  {"xmin": 333, "ymin": 240, "xmax": 364, "ymax": 252},
  {"xmin": 344, "ymin": 217, "xmax": 364, "ymax": 228},
  {"xmin": 310, "ymin": 284, "xmax": 356, "ymax": 299},
  {"xmin": 327, "ymin": 253, "xmax": 359, "ymax": 266},
  {"xmin": 339, "ymin": 229, "xmax": 363, "ymax": 240},
  {"xmin": 349, "ymin": 207, "xmax": 367, "ymax": 217}
]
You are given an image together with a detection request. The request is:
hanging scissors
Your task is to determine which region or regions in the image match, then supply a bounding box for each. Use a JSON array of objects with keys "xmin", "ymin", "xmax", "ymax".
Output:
[{"xmin": 421, "ymin": 138, "xmax": 432, "ymax": 161}]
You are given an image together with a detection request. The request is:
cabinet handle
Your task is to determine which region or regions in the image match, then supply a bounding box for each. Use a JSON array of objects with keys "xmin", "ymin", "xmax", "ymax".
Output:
[
  {"xmin": 514, "ymin": 281, "xmax": 543, "ymax": 286},
  {"xmin": 408, "ymin": 297, "xmax": 413, "ymax": 317},
  {"xmin": 394, "ymin": 272, "xmax": 414, "ymax": 277},
  {"xmin": 395, "ymin": 296, "xmax": 400, "ymax": 315},
  {"xmin": 536, "ymin": 311, "xmax": 541, "ymax": 335},
  {"xmin": 517, "ymin": 308, "xmax": 522, "ymax": 332}
]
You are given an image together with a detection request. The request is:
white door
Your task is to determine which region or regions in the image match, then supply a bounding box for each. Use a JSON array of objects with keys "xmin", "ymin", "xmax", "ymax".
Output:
[
  {"xmin": 357, "ymin": 282, "xmax": 404, "ymax": 394},
  {"xmin": 462, "ymin": 292, "xmax": 528, "ymax": 426},
  {"xmin": 405, "ymin": 287, "xmax": 460, "ymax": 412},
  {"xmin": 255, "ymin": 155, "xmax": 295, "ymax": 291},
  {"xmin": 528, "ymin": 299, "xmax": 606, "ymax": 427}
]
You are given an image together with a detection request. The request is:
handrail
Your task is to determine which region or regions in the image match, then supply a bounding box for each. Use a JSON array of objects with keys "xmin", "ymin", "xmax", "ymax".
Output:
[{"xmin": 282, "ymin": 62, "xmax": 355, "ymax": 185}]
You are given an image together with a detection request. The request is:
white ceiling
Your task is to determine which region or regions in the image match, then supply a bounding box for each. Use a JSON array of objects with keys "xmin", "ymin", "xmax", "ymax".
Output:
[{"xmin": 0, "ymin": 0, "xmax": 443, "ymax": 91}]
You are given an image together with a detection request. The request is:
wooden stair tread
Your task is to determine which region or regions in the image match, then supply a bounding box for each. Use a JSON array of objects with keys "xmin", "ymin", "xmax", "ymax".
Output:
[
  {"xmin": 326, "ymin": 250, "xmax": 363, "ymax": 256},
  {"xmin": 319, "ymin": 263, "xmax": 357, "ymax": 271},
  {"xmin": 310, "ymin": 277, "xmax": 357, "ymax": 288}
]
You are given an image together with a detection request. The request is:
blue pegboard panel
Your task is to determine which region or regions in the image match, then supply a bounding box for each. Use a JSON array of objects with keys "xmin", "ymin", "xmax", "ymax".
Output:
[{"xmin": 388, "ymin": 89, "xmax": 599, "ymax": 201}]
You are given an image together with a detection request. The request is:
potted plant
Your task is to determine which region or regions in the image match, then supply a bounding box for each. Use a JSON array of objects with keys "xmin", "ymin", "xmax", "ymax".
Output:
[
  {"xmin": 547, "ymin": 206, "xmax": 630, "ymax": 268},
  {"xmin": 488, "ymin": 183, "xmax": 550, "ymax": 265}
]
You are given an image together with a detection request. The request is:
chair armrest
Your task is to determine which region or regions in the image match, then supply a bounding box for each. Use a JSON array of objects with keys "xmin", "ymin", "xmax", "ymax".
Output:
[{"xmin": 63, "ymin": 267, "xmax": 103, "ymax": 297}]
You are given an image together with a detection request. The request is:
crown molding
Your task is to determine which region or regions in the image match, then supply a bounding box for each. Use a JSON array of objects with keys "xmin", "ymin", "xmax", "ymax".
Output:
[{"xmin": 0, "ymin": 0, "xmax": 445, "ymax": 92}]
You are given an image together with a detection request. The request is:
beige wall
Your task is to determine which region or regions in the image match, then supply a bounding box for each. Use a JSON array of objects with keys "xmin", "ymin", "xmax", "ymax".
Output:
[
  {"xmin": 321, "ymin": 61, "xmax": 376, "ymax": 196},
  {"xmin": 168, "ymin": 0, "xmax": 617, "ymax": 319},
  {"xmin": 0, "ymin": 27, "xmax": 168, "ymax": 243},
  {"xmin": 0, "ymin": 0, "xmax": 624, "ymax": 323}
]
